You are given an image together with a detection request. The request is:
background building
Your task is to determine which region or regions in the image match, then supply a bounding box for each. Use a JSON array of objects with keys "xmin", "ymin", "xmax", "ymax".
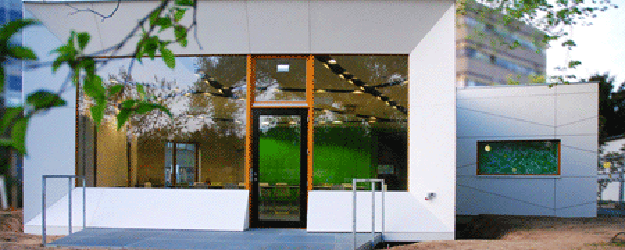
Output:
[{"xmin": 456, "ymin": 9, "xmax": 547, "ymax": 87}]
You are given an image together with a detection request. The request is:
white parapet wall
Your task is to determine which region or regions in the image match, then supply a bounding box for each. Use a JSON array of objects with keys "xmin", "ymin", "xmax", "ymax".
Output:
[
  {"xmin": 456, "ymin": 83, "xmax": 598, "ymax": 217},
  {"xmin": 25, "ymin": 188, "xmax": 250, "ymax": 235},
  {"xmin": 307, "ymin": 191, "xmax": 453, "ymax": 241}
]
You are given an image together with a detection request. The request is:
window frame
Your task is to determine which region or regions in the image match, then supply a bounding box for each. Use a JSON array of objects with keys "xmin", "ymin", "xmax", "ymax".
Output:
[
  {"xmin": 165, "ymin": 141, "xmax": 199, "ymax": 186},
  {"xmin": 476, "ymin": 139, "xmax": 561, "ymax": 176}
]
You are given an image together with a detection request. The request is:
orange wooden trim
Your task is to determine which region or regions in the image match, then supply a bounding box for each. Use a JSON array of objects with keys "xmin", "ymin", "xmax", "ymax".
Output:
[
  {"xmin": 307, "ymin": 55, "xmax": 315, "ymax": 191},
  {"xmin": 558, "ymin": 141, "xmax": 561, "ymax": 175},
  {"xmin": 245, "ymin": 55, "xmax": 255, "ymax": 191},
  {"xmin": 308, "ymin": 108, "xmax": 314, "ymax": 191},
  {"xmin": 252, "ymin": 55, "xmax": 309, "ymax": 59},
  {"xmin": 254, "ymin": 101, "xmax": 308, "ymax": 104},
  {"xmin": 251, "ymin": 106, "xmax": 310, "ymax": 109}
]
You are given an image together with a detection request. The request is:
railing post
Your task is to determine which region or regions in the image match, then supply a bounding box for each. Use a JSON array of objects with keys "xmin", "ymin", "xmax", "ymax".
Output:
[
  {"xmin": 41, "ymin": 175, "xmax": 86, "ymax": 246},
  {"xmin": 68, "ymin": 178, "xmax": 72, "ymax": 234},
  {"xmin": 352, "ymin": 178, "xmax": 357, "ymax": 250},
  {"xmin": 352, "ymin": 178, "xmax": 386, "ymax": 250},
  {"xmin": 42, "ymin": 177, "xmax": 46, "ymax": 246},
  {"xmin": 382, "ymin": 181, "xmax": 385, "ymax": 238},
  {"xmin": 371, "ymin": 181, "xmax": 375, "ymax": 248},
  {"xmin": 83, "ymin": 177, "xmax": 86, "ymax": 230}
]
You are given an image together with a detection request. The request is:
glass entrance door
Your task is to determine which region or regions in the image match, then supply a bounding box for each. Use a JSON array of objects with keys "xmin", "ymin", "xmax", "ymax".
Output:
[{"xmin": 251, "ymin": 108, "xmax": 308, "ymax": 228}]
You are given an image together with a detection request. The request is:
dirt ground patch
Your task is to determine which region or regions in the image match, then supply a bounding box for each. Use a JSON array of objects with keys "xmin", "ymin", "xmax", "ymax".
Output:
[
  {"xmin": 2, "ymin": 210, "xmax": 625, "ymax": 250},
  {"xmin": 386, "ymin": 215, "xmax": 625, "ymax": 250}
]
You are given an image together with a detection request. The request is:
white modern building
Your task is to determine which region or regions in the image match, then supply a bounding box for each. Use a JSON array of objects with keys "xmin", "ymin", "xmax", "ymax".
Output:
[{"xmin": 20, "ymin": 0, "xmax": 597, "ymax": 243}]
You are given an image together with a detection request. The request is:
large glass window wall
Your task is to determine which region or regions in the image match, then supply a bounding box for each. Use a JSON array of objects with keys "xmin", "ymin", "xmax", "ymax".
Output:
[
  {"xmin": 312, "ymin": 55, "xmax": 408, "ymax": 190},
  {"xmin": 77, "ymin": 56, "xmax": 247, "ymax": 188},
  {"xmin": 77, "ymin": 55, "xmax": 408, "ymax": 190}
]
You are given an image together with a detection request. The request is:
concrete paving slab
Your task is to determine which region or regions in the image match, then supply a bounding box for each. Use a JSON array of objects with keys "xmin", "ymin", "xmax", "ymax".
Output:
[{"xmin": 48, "ymin": 228, "xmax": 382, "ymax": 250}]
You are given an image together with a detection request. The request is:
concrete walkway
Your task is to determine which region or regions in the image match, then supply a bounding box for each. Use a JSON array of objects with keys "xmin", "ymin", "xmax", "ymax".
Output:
[{"xmin": 48, "ymin": 228, "xmax": 383, "ymax": 250}]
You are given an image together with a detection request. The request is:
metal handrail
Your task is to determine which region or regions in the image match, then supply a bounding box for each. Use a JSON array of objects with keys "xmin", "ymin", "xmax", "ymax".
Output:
[
  {"xmin": 42, "ymin": 175, "xmax": 86, "ymax": 246},
  {"xmin": 352, "ymin": 178, "xmax": 385, "ymax": 250}
]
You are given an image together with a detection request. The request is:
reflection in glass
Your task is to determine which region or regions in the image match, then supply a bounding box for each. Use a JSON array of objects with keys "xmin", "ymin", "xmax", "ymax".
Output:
[
  {"xmin": 258, "ymin": 115, "xmax": 301, "ymax": 221},
  {"xmin": 255, "ymin": 58, "xmax": 306, "ymax": 102},
  {"xmin": 313, "ymin": 55, "xmax": 408, "ymax": 190},
  {"xmin": 77, "ymin": 56, "xmax": 247, "ymax": 188}
]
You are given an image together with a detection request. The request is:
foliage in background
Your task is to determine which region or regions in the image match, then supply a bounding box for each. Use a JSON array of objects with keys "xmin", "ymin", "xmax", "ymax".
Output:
[
  {"xmin": 0, "ymin": 0, "xmax": 201, "ymax": 155},
  {"xmin": 593, "ymin": 73, "xmax": 625, "ymax": 145},
  {"xmin": 457, "ymin": 0, "xmax": 618, "ymax": 84}
]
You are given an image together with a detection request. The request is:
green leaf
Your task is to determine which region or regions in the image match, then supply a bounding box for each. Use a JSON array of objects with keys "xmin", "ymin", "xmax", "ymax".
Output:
[
  {"xmin": 0, "ymin": 66, "xmax": 4, "ymax": 92},
  {"xmin": 0, "ymin": 138, "xmax": 12, "ymax": 147},
  {"xmin": 90, "ymin": 102, "xmax": 105, "ymax": 130},
  {"xmin": 108, "ymin": 85, "xmax": 124, "ymax": 96},
  {"xmin": 175, "ymin": 0, "xmax": 194, "ymax": 7},
  {"xmin": 116, "ymin": 108, "xmax": 131, "ymax": 130},
  {"xmin": 11, "ymin": 118, "xmax": 28, "ymax": 155},
  {"xmin": 568, "ymin": 60, "xmax": 582, "ymax": 69},
  {"xmin": 149, "ymin": 9, "xmax": 161, "ymax": 27},
  {"xmin": 136, "ymin": 84, "xmax": 146, "ymax": 100},
  {"xmin": 135, "ymin": 102, "xmax": 155, "ymax": 114},
  {"xmin": 77, "ymin": 32, "xmax": 90, "ymax": 51},
  {"xmin": 52, "ymin": 59, "xmax": 63, "ymax": 73},
  {"xmin": 26, "ymin": 90, "xmax": 67, "ymax": 111},
  {"xmin": 144, "ymin": 36, "xmax": 159, "ymax": 60},
  {"xmin": 160, "ymin": 47, "xmax": 175, "ymax": 69},
  {"xmin": 134, "ymin": 102, "xmax": 171, "ymax": 117},
  {"xmin": 174, "ymin": 9, "xmax": 187, "ymax": 22},
  {"xmin": 155, "ymin": 17, "xmax": 172, "ymax": 32},
  {"xmin": 1, "ymin": 107, "xmax": 23, "ymax": 135},
  {"xmin": 9, "ymin": 46, "xmax": 37, "ymax": 60},
  {"xmin": 83, "ymin": 75, "xmax": 106, "ymax": 101},
  {"xmin": 0, "ymin": 19, "xmax": 40, "ymax": 42},
  {"xmin": 121, "ymin": 99, "xmax": 138, "ymax": 109},
  {"xmin": 174, "ymin": 25, "xmax": 187, "ymax": 47}
]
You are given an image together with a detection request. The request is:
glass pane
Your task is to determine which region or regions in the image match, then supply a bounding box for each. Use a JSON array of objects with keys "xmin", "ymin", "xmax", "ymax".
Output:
[
  {"xmin": 259, "ymin": 115, "xmax": 300, "ymax": 221},
  {"xmin": 313, "ymin": 55, "xmax": 408, "ymax": 190},
  {"xmin": 77, "ymin": 56, "xmax": 247, "ymax": 188},
  {"xmin": 477, "ymin": 140, "xmax": 560, "ymax": 175},
  {"xmin": 176, "ymin": 143, "xmax": 196, "ymax": 185},
  {"xmin": 255, "ymin": 58, "xmax": 306, "ymax": 101},
  {"xmin": 164, "ymin": 143, "xmax": 173, "ymax": 185}
]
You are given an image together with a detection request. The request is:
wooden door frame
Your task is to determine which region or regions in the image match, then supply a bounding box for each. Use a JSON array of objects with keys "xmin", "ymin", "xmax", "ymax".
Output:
[{"xmin": 250, "ymin": 108, "xmax": 308, "ymax": 228}]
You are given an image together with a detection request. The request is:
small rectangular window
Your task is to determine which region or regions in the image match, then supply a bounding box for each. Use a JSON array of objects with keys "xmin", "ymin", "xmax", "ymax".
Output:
[{"xmin": 477, "ymin": 140, "xmax": 560, "ymax": 175}]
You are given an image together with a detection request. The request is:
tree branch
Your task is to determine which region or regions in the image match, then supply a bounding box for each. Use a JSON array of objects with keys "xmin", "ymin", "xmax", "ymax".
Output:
[{"xmin": 66, "ymin": 0, "xmax": 121, "ymax": 22}]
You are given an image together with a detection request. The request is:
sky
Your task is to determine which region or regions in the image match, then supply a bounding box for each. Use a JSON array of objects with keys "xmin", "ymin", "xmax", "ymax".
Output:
[{"xmin": 546, "ymin": 0, "xmax": 625, "ymax": 88}]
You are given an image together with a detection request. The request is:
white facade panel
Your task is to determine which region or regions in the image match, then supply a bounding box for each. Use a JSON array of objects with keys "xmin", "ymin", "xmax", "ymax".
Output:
[
  {"xmin": 307, "ymin": 191, "xmax": 448, "ymax": 233},
  {"xmin": 559, "ymin": 135, "xmax": 599, "ymax": 176},
  {"xmin": 555, "ymin": 92, "xmax": 598, "ymax": 136},
  {"xmin": 247, "ymin": 1, "xmax": 310, "ymax": 53},
  {"xmin": 309, "ymin": 1, "xmax": 450, "ymax": 53},
  {"xmin": 555, "ymin": 178, "xmax": 597, "ymax": 217},
  {"xmin": 457, "ymin": 83, "xmax": 598, "ymax": 217},
  {"xmin": 25, "ymin": 0, "xmax": 455, "ymax": 55},
  {"xmin": 25, "ymin": 188, "xmax": 250, "ymax": 235},
  {"xmin": 22, "ymin": 9, "xmax": 77, "ymax": 224},
  {"xmin": 409, "ymin": 4, "xmax": 456, "ymax": 232},
  {"xmin": 456, "ymin": 106, "xmax": 555, "ymax": 138}
]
